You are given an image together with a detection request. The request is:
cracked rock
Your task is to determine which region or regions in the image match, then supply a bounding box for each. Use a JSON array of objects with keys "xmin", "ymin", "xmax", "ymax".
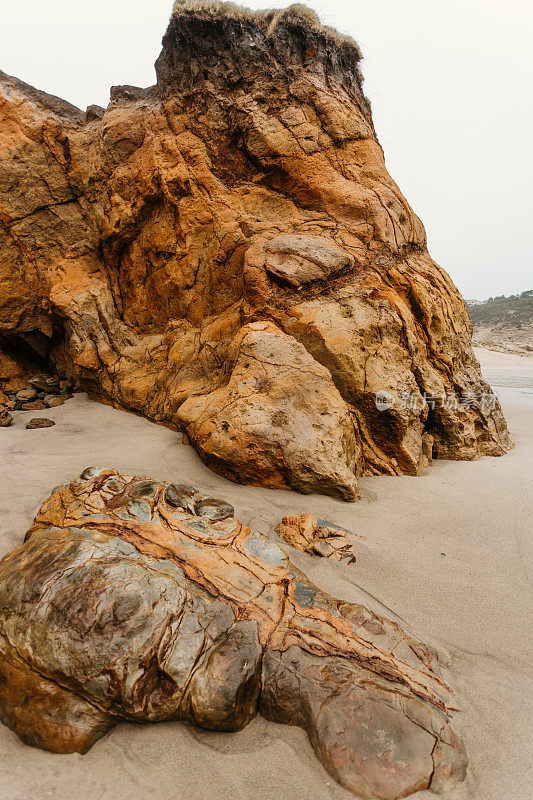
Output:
[
  {"xmin": 0, "ymin": 5, "xmax": 511, "ymax": 499},
  {"xmin": 0, "ymin": 468, "xmax": 467, "ymax": 799}
]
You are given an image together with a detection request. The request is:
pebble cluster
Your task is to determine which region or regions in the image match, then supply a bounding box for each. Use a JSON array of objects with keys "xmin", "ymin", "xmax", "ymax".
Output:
[{"xmin": 0, "ymin": 374, "xmax": 76, "ymax": 428}]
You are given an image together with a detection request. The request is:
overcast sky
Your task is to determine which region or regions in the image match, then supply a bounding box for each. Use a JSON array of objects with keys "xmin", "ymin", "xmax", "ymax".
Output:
[{"xmin": 1, "ymin": 0, "xmax": 531, "ymax": 299}]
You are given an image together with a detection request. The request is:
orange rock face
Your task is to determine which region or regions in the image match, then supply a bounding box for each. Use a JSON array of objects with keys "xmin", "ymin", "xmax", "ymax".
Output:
[{"xmin": 0, "ymin": 4, "xmax": 511, "ymax": 497}]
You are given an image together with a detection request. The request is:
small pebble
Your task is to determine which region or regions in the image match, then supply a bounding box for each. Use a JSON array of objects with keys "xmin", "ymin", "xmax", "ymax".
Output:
[
  {"xmin": 0, "ymin": 410, "xmax": 13, "ymax": 427},
  {"xmin": 26, "ymin": 418, "xmax": 55, "ymax": 429},
  {"xmin": 16, "ymin": 388, "xmax": 37, "ymax": 401},
  {"xmin": 28, "ymin": 379, "xmax": 51, "ymax": 393},
  {"xmin": 45, "ymin": 395, "xmax": 67, "ymax": 408},
  {"xmin": 22, "ymin": 401, "xmax": 46, "ymax": 411}
]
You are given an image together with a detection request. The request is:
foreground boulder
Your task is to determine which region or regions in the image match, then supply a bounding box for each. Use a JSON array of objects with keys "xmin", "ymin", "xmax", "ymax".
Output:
[
  {"xmin": 0, "ymin": 2, "xmax": 511, "ymax": 498},
  {"xmin": 0, "ymin": 468, "xmax": 466, "ymax": 799}
]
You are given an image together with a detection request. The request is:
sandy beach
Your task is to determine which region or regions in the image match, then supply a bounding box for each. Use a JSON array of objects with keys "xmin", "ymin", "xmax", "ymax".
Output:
[{"xmin": 0, "ymin": 347, "xmax": 531, "ymax": 800}]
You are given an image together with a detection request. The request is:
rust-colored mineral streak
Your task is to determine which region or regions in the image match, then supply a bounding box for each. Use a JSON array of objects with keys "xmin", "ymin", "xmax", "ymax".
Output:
[
  {"xmin": 0, "ymin": 2, "xmax": 511, "ymax": 498},
  {"xmin": 0, "ymin": 468, "xmax": 466, "ymax": 800}
]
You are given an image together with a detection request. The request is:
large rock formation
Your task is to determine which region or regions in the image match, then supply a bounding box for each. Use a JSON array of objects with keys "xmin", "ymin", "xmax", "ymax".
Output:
[
  {"xmin": 0, "ymin": 467, "xmax": 467, "ymax": 799},
  {"xmin": 0, "ymin": 2, "xmax": 511, "ymax": 498}
]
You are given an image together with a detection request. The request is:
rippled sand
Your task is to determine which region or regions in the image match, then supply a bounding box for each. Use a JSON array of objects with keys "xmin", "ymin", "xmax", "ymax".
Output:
[{"xmin": 0, "ymin": 348, "xmax": 531, "ymax": 800}]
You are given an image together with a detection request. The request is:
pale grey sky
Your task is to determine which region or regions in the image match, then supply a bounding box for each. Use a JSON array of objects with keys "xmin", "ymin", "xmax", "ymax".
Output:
[{"xmin": 1, "ymin": 0, "xmax": 531, "ymax": 299}]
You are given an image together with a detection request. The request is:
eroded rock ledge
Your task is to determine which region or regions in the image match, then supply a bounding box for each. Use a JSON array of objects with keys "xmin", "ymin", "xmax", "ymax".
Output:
[
  {"xmin": 0, "ymin": 2, "xmax": 511, "ymax": 498},
  {"xmin": 0, "ymin": 468, "xmax": 467, "ymax": 799}
]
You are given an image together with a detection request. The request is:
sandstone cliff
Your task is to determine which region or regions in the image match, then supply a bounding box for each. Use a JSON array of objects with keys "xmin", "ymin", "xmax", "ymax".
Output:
[{"xmin": 0, "ymin": 1, "xmax": 511, "ymax": 498}]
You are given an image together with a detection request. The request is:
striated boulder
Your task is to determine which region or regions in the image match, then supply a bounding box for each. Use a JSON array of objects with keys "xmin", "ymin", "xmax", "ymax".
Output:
[
  {"xmin": 0, "ymin": 2, "xmax": 511, "ymax": 498},
  {"xmin": 0, "ymin": 468, "xmax": 467, "ymax": 799}
]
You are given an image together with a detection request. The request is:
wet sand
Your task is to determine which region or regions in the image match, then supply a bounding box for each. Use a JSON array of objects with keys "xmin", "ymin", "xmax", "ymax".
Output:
[{"xmin": 0, "ymin": 348, "xmax": 531, "ymax": 800}]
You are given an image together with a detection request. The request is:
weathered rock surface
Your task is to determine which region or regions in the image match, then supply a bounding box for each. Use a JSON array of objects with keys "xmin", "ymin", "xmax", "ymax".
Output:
[
  {"xmin": 0, "ymin": 349, "xmax": 32, "ymax": 394},
  {"xmin": 276, "ymin": 512, "xmax": 363, "ymax": 561},
  {"xmin": 0, "ymin": 2, "xmax": 511, "ymax": 498},
  {"xmin": 0, "ymin": 468, "xmax": 466, "ymax": 799}
]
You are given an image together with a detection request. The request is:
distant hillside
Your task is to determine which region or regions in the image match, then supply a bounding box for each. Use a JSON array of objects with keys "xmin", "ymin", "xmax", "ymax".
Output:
[{"xmin": 468, "ymin": 291, "xmax": 533, "ymax": 354}]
